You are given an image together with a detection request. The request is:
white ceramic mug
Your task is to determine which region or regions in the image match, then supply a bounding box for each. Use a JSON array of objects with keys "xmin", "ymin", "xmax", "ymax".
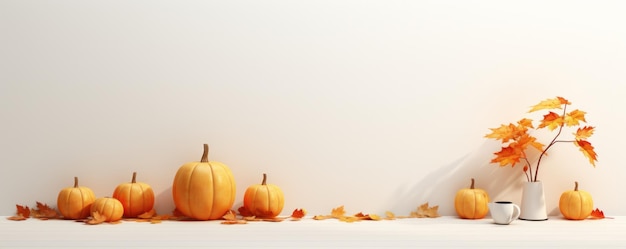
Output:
[{"xmin": 488, "ymin": 201, "xmax": 521, "ymax": 225}]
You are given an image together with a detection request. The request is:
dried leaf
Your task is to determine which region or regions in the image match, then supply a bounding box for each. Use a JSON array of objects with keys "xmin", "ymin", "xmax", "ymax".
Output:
[
  {"xmin": 30, "ymin": 202, "xmax": 59, "ymax": 219},
  {"xmin": 590, "ymin": 208, "xmax": 605, "ymax": 219},
  {"xmin": 291, "ymin": 208, "xmax": 306, "ymax": 219},
  {"xmin": 222, "ymin": 210, "xmax": 237, "ymax": 221},
  {"xmin": 7, "ymin": 204, "xmax": 30, "ymax": 221},
  {"xmin": 237, "ymin": 206, "xmax": 254, "ymax": 217},
  {"xmin": 221, "ymin": 220, "xmax": 247, "ymax": 224},
  {"xmin": 137, "ymin": 209, "xmax": 156, "ymax": 219},
  {"xmin": 385, "ymin": 211, "xmax": 396, "ymax": 220},
  {"xmin": 410, "ymin": 203, "xmax": 440, "ymax": 218},
  {"xmin": 538, "ymin": 112, "xmax": 564, "ymax": 131},
  {"xmin": 331, "ymin": 206, "xmax": 346, "ymax": 218},
  {"xmin": 86, "ymin": 211, "xmax": 107, "ymax": 225},
  {"xmin": 313, "ymin": 215, "xmax": 331, "ymax": 220}
]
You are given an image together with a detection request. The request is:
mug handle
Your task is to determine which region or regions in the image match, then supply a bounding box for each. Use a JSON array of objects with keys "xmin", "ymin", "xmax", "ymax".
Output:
[{"xmin": 510, "ymin": 204, "xmax": 521, "ymax": 223}]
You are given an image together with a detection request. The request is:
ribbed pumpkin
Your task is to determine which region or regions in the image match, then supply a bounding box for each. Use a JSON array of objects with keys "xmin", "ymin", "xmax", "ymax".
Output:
[
  {"xmin": 57, "ymin": 177, "xmax": 96, "ymax": 220},
  {"xmin": 113, "ymin": 172, "xmax": 155, "ymax": 218},
  {"xmin": 172, "ymin": 144, "xmax": 236, "ymax": 220},
  {"xmin": 243, "ymin": 173, "xmax": 285, "ymax": 218},
  {"xmin": 91, "ymin": 197, "xmax": 124, "ymax": 222},
  {"xmin": 454, "ymin": 178, "xmax": 490, "ymax": 219},
  {"xmin": 559, "ymin": 181, "xmax": 593, "ymax": 220}
]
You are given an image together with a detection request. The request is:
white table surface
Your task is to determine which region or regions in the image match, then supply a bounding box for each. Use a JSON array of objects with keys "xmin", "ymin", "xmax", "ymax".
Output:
[{"xmin": 1, "ymin": 216, "xmax": 624, "ymax": 248}]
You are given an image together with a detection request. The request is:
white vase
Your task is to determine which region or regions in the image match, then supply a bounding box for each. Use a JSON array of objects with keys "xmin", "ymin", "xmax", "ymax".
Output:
[{"xmin": 519, "ymin": 181, "xmax": 548, "ymax": 221}]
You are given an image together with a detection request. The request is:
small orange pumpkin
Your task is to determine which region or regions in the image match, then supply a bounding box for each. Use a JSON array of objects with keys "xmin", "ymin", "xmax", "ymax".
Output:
[
  {"xmin": 57, "ymin": 177, "xmax": 96, "ymax": 220},
  {"xmin": 91, "ymin": 197, "xmax": 124, "ymax": 222},
  {"xmin": 559, "ymin": 181, "xmax": 593, "ymax": 220},
  {"xmin": 113, "ymin": 172, "xmax": 155, "ymax": 218},
  {"xmin": 454, "ymin": 178, "xmax": 490, "ymax": 219},
  {"xmin": 172, "ymin": 144, "xmax": 236, "ymax": 220},
  {"xmin": 243, "ymin": 173, "xmax": 285, "ymax": 218}
]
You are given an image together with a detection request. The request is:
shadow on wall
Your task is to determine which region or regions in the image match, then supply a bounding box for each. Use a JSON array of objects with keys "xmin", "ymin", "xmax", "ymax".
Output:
[
  {"xmin": 155, "ymin": 187, "xmax": 174, "ymax": 215},
  {"xmin": 389, "ymin": 141, "xmax": 528, "ymax": 216}
]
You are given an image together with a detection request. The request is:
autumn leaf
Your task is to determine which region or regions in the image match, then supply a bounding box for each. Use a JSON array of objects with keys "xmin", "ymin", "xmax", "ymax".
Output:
[
  {"xmin": 291, "ymin": 208, "xmax": 307, "ymax": 220},
  {"xmin": 491, "ymin": 146, "xmax": 523, "ymax": 167},
  {"xmin": 575, "ymin": 126, "xmax": 595, "ymax": 140},
  {"xmin": 590, "ymin": 208, "xmax": 605, "ymax": 219},
  {"xmin": 86, "ymin": 211, "xmax": 106, "ymax": 225},
  {"xmin": 221, "ymin": 210, "xmax": 247, "ymax": 224},
  {"xmin": 137, "ymin": 209, "xmax": 156, "ymax": 219},
  {"xmin": 529, "ymin": 97, "xmax": 567, "ymax": 113},
  {"xmin": 485, "ymin": 124, "xmax": 516, "ymax": 142},
  {"xmin": 538, "ymin": 112, "xmax": 564, "ymax": 131},
  {"xmin": 7, "ymin": 204, "xmax": 30, "ymax": 221},
  {"xmin": 385, "ymin": 211, "xmax": 396, "ymax": 220},
  {"xmin": 575, "ymin": 140, "xmax": 598, "ymax": 166},
  {"xmin": 31, "ymin": 202, "xmax": 59, "ymax": 219},
  {"xmin": 237, "ymin": 206, "xmax": 254, "ymax": 217},
  {"xmin": 410, "ymin": 203, "xmax": 440, "ymax": 218},
  {"xmin": 564, "ymin": 109, "xmax": 587, "ymax": 126},
  {"xmin": 331, "ymin": 206, "xmax": 346, "ymax": 219}
]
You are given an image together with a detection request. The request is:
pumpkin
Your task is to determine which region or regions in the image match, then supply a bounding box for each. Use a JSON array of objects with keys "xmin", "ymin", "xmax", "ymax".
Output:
[
  {"xmin": 57, "ymin": 177, "xmax": 96, "ymax": 220},
  {"xmin": 243, "ymin": 173, "xmax": 285, "ymax": 218},
  {"xmin": 559, "ymin": 181, "xmax": 593, "ymax": 220},
  {"xmin": 172, "ymin": 144, "xmax": 236, "ymax": 220},
  {"xmin": 91, "ymin": 197, "xmax": 124, "ymax": 222},
  {"xmin": 112, "ymin": 172, "xmax": 155, "ymax": 218},
  {"xmin": 454, "ymin": 178, "xmax": 490, "ymax": 219}
]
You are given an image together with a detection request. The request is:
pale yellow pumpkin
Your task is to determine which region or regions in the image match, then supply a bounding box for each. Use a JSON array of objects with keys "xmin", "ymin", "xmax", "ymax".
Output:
[
  {"xmin": 559, "ymin": 181, "xmax": 593, "ymax": 220},
  {"xmin": 454, "ymin": 178, "xmax": 489, "ymax": 219},
  {"xmin": 113, "ymin": 172, "xmax": 155, "ymax": 218},
  {"xmin": 172, "ymin": 144, "xmax": 236, "ymax": 220},
  {"xmin": 57, "ymin": 177, "xmax": 96, "ymax": 220},
  {"xmin": 91, "ymin": 197, "xmax": 124, "ymax": 222},
  {"xmin": 243, "ymin": 173, "xmax": 285, "ymax": 218}
]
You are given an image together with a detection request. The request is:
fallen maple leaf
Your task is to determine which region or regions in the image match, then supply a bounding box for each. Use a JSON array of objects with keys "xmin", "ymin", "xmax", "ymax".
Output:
[
  {"xmin": 385, "ymin": 211, "xmax": 396, "ymax": 220},
  {"xmin": 31, "ymin": 202, "xmax": 59, "ymax": 219},
  {"xmin": 7, "ymin": 204, "xmax": 30, "ymax": 221},
  {"xmin": 590, "ymin": 208, "xmax": 605, "ymax": 219},
  {"xmin": 411, "ymin": 203, "xmax": 440, "ymax": 218},
  {"xmin": 291, "ymin": 208, "xmax": 306, "ymax": 220},
  {"xmin": 331, "ymin": 206, "xmax": 346, "ymax": 218},
  {"xmin": 137, "ymin": 209, "xmax": 156, "ymax": 219},
  {"xmin": 85, "ymin": 211, "xmax": 107, "ymax": 225},
  {"xmin": 237, "ymin": 206, "xmax": 254, "ymax": 217},
  {"xmin": 221, "ymin": 210, "xmax": 247, "ymax": 224}
]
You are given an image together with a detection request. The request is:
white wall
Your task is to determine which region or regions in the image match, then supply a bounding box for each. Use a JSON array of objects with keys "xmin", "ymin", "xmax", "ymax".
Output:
[{"xmin": 1, "ymin": 0, "xmax": 625, "ymax": 217}]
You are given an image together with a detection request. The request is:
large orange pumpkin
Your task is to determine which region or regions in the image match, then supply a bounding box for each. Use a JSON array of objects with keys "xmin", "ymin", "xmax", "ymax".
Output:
[
  {"xmin": 243, "ymin": 173, "xmax": 285, "ymax": 218},
  {"xmin": 172, "ymin": 144, "xmax": 236, "ymax": 220},
  {"xmin": 559, "ymin": 181, "xmax": 593, "ymax": 220},
  {"xmin": 91, "ymin": 197, "xmax": 124, "ymax": 222},
  {"xmin": 57, "ymin": 177, "xmax": 96, "ymax": 220},
  {"xmin": 454, "ymin": 178, "xmax": 490, "ymax": 219},
  {"xmin": 113, "ymin": 172, "xmax": 155, "ymax": 218}
]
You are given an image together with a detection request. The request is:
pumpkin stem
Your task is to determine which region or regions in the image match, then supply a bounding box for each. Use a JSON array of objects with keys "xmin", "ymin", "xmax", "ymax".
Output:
[
  {"xmin": 73, "ymin": 176, "xmax": 79, "ymax": 188},
  {"xmin": 262, "ymin": 173, "xmax": 267, "ymax": 185},
  {"xmin": 201, "ymin": 144, "xmax": 209, "ymax": 163},
  {"xmin": 574, "ymin": 181, "xmax": 579, "ymax": 191},
  {"xmin": 131, "ymin": 172, "xmax": 137, "ymax": 183},
  {"xmin": 470, "ymin": 178, "xmax": 475, "ymax": 189}
]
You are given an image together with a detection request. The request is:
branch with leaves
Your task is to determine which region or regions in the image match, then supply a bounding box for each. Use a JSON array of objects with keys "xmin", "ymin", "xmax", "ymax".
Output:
[{"xmin": 485, "ymin": 96, "xmax": 598, "ymax": 182}]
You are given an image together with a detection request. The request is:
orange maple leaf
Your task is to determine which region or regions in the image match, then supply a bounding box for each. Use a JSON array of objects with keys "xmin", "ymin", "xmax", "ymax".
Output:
[
  {"xmin": 411, "ymin": 203, "xmax": 440, "ymax": 218},
  {"xmin": 86, "ymin": 211, "xmax": 107, "ymax": 225},
  {"xmin": 291, "ymin": 208, "xmax": 307, "ymax": 219},
  {"xmin": 31, "ymin": 202, "xmax": 59, "ymax": 219},
  {"xmin": 529, "ymin": 97, "xmax": 567, "ymax": 112},
  {"xmin": 485, "ymin": 124, "xmax": 516, "ymax": 142},
  {"xmin": 7, "ymin": 205, "xmax": 29, "ymax": 221},
  {"xmin": 491, "ymin": 146, "xmax": 523, "ymax": 167},
  {"xmin": 575, "ymin": 140, "xmax": 598, "ymax": 166},
  {"xmin": 590, "ymin": 208, "xmax": 605, "ymax": 219},
  {"xmin": 137, "ymin": 209, "xmax": 156, "ymax": 219},
  {"xmin": 564, "ymin": 109, "xmax": 587, "ymax": 126},
  {"xmin": 331, "ymin": 206, "xmax": 346, "ymax": 218},
  {"xmin": 237, "ymin": 206, "xmax": 254, "ymax": 217},
  {"xmin": 575, "ymin": 126, "xmax": 595, "ymax": 140},
  {"xmin": 538, "ymin": 112, "xmax": 564, "ymax": 131}
]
